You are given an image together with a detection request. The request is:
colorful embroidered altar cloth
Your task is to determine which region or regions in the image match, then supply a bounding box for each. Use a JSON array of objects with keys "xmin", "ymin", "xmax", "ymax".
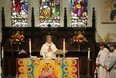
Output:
[{"xmin": 17, "ymin": 58, "xmax": 79, "ymax": 78}]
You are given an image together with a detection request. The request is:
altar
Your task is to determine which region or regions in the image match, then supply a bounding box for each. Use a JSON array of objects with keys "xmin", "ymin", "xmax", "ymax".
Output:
[
  {"xmin": 1, "ymin": 6, "xmax": 96, "ymax": 77},
  {"xmin": 17, "ymin": 57, "xmax": 79, "ymax": 78}
]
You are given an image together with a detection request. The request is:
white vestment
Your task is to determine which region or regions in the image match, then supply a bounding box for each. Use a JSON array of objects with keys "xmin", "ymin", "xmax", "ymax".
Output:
[
  {"xmin": 107, "ymin": 49, "xmax": 116, "ymax": 78},
  {"xmin": 40, "ymin": 42, "xmax": 58, "ymax": 58},
  {"xmin": 96, "ymin": 48, "xmax": 110, "ymax": 78}
]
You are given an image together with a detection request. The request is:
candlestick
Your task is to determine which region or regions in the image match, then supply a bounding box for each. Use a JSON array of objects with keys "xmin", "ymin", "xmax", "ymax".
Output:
[
  {"xmin": 63, "ymin": 39, "xmax": 65, "ymax": 52},
  {"xmin": 29, "ymin": 38, "xmax": 32, "ymax": 56},
  {"xmin": 2, "ymin": 47, "xmax": 4, "ymax": 59},
  {"xmin": 63, "ymin": 39, "xmax": 65, "ymax": 57},
  {"xmin": 88, "ymin": 48, "xmax": 90, "ymax": 59}
]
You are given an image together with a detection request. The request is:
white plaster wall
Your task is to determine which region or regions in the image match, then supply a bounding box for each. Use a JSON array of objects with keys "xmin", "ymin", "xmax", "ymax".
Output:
[
  {"xmin": 91, "ymin": 0, "xmax": 116, "ymax": 42},
  {"xmin": 0, "ymin": 0, "xmax": 116, "ymax": 42}
]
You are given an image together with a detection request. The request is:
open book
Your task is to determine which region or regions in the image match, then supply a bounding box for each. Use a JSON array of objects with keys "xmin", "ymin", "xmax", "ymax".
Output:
[{"xmin": 55, "ymin": 49, "xmax": 68, "ymax": 55}]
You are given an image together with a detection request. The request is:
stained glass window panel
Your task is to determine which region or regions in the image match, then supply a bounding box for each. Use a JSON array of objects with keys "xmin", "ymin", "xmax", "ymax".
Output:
[
  {"xmin": 39, "ymin": 0, "xmax": 60, "ymax": 27},
  {"xmin": 11, "ymin": 0, "xmax": 28, "ymax": 27},
  {"xmin": 71, "ymin": 0, "xmax": 88, "ymax": 27}
]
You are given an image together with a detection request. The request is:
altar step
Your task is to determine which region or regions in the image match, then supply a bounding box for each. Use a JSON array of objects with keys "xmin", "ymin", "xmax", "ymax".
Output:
[{"xmin": 80, "ymin": 75, "xmax": 93, "ymax": 78}]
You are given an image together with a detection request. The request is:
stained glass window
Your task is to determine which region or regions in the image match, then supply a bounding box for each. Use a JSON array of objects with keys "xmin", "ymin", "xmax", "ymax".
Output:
[
  {"xmin": 39, "ymin": 0, "xmax": 60, "ymax": 27},
  {"xmin": 11, "ymin": 0, "xmax": 28, "ymax": 27},
  {"xmin": 71, "ymin": 0, "xmax": 88, "ymax": 27}
]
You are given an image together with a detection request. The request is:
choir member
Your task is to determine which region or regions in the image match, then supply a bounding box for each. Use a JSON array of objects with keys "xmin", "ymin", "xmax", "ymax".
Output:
[
  {"xmin": 107, "ymin": 43, "xmax": 116, "ymax": 78},
  {"xmin": 96, "ymin": 42, "xmax": 110, "ymax": 78}
]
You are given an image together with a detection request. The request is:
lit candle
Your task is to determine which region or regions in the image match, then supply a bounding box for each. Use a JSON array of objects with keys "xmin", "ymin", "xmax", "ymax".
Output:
[
  {"xmin": 29, "ymin": 38, "xmax": 32, "ymax": 56},
  {"xmin": 2, "ymin": 47, "xmax": 4, "ymax": 59},
  {"xmin": 63, "ymin": 39, "xmax": 65, "ymax": 53},
  {"xmin": 88, "ymin": 48, "xmax": 90, "ymax": 59}
]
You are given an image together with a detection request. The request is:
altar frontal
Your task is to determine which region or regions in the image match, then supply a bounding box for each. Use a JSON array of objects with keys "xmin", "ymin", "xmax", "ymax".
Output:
[{"xmin": 17, "ymin": 58, "xmax": 79, "ymax": 78}]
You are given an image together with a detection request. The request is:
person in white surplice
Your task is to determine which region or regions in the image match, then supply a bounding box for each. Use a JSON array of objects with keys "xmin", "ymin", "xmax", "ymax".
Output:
[
  {"xmin": 106, "ymin": 43, "xmax": 116, "ymax": 78},
  {"xmin": 40, "ymin": 35, "xmax": 58, "ymax": 58},
  {"xmin": 96, "ymin": 42, "xmax": 110, "ymax": 78}
]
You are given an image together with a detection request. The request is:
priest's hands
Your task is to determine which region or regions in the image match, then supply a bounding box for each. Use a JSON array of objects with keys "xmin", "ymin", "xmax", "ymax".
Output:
[
  {"xmin": 96, "ymin": 63, "xmax": 101, "ymax": 67},
  {"xmin": 48, "ymin": 45, "xmax": 52, "ymax": 52}
]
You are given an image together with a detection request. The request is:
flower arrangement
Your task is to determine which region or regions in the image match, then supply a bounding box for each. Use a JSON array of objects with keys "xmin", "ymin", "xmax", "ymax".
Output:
[
  {"xmin": 10, "ymin": 31, "xmax": 25, "ymax": 45},
  {"xmin": 71, "ymin": 31, "xmax": 87, "ymax": 45}
]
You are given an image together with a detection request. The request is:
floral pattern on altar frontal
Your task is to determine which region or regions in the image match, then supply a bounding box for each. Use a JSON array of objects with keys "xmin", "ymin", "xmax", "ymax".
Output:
[
  {"xmin": 17, "ymin": 58, "xmax": 79, "ymax": 78},
  {"xmin": 39, "ymin": 63, "xmax": 58, "ymax": 78}
]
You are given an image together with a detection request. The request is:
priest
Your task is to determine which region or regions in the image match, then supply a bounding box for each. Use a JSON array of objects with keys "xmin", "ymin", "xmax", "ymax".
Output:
[{"xmin": 40, "ymin": 35, "xmax": 58, "ymax": 58}]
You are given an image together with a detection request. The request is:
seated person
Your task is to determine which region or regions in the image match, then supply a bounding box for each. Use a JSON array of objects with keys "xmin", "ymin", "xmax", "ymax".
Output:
[{"xmin": 40, "ymin": 35, "xmax": 58, "ymax": 58}]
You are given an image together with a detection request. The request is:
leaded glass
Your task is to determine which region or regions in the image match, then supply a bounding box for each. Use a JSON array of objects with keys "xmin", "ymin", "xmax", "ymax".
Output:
[
  {"xmin": 39, "ymin": 0, "xmax": 60, "ymax": 27},
  {"xmin": 11, "ymin": 0, "xmax": 28, "ymax": 27},
  {"xmin": 71, "ymin": 0, "xmax": 88, "ymax": 27}
]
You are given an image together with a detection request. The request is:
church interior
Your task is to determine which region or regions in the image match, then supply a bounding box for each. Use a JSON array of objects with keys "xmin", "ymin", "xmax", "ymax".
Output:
[{"xmin": 0, "ymin": 0, "xmax": 116, "ymax": 78}]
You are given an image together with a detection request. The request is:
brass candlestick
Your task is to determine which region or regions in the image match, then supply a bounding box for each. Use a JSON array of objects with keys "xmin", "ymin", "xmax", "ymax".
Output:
[
  {"xmin": 30, "ymin": 52, "xmax": 32, "ymax": 57},
  {"xmin": 63, "ymin": 53, "xmax": 65, "ymax": 58},
  {"xmin": 87, "ymin": 59, "xmax": 91, "ymax": 78}
]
